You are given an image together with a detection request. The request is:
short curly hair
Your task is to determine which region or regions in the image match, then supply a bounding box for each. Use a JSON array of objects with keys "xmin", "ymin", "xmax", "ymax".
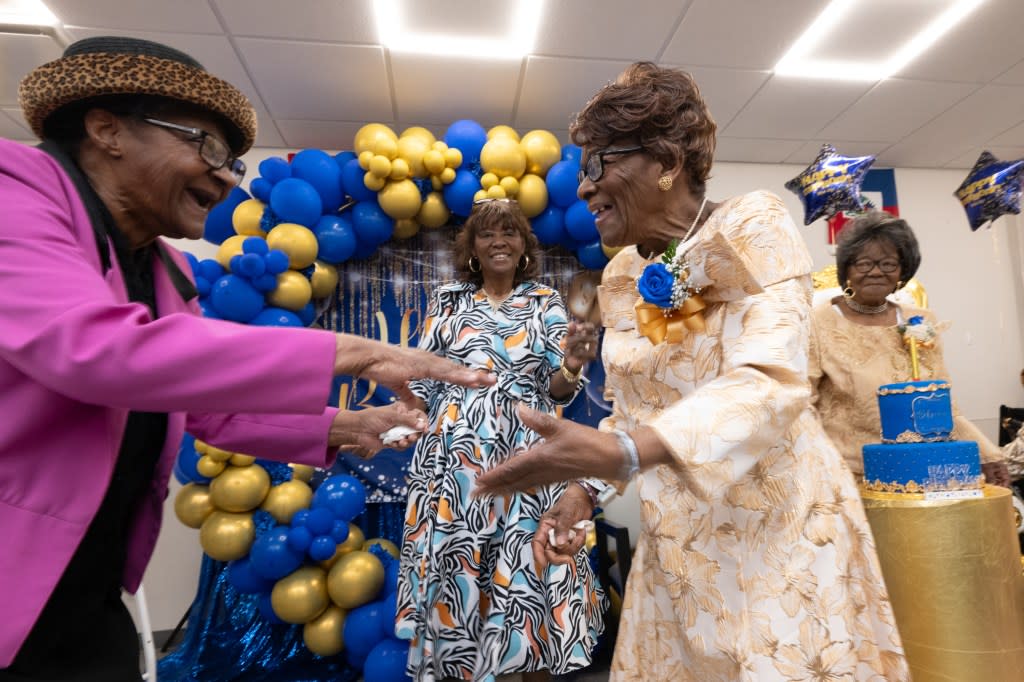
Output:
[
  {"xmin": 570, "ymin": 61, "xmax": 717, "ymax": 195},
  {"xmin": 453, "ymin": 200, "xmax": 540, "ymax": 287},
  {"xmin": 835, "ymin": 211, "xmax": 921, "ymax": 288}
]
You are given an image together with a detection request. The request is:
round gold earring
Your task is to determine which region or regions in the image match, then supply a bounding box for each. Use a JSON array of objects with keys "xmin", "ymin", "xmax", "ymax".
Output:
[
  {"xmin": 843, "ymin": 280, "xmax": 855, "ymax": 299},
  {"xmin": 658, "ymin": 176, "xmax": 673, "ymax": 191},
  {"xmin": 468, "ymin": 256, "xmax": 481, "ymax": 273},
  {"xmin": 518, "ymin": 254, "xmax": 530, "ymax": 270},
  {"xmin": 895, "ymin": 280, "xmax": 904, "ymax": 291}
]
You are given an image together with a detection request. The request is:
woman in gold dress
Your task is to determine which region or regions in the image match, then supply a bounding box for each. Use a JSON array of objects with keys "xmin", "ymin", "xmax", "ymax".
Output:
[
  {"xmin": 475, "ymin": 62, "xmax": 909, "ymax": 681},
  {"xmin": 808, "ymin": 211, "xmax": 1009, "ymax": 487}
]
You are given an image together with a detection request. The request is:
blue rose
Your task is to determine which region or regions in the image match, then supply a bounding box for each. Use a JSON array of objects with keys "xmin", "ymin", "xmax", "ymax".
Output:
[
  {"xmin": 908, "ymin": 315, "xmax": 924, "ymax": 325},
  {"xmin": 637, "ymin": 263, "xmax": 675, "ymax": 308}
]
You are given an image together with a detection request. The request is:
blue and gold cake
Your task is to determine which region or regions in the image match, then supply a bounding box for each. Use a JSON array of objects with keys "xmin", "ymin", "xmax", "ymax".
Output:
[{"xmin": 863, "ymin": 380, "xmax": 983, "ymax": 496}]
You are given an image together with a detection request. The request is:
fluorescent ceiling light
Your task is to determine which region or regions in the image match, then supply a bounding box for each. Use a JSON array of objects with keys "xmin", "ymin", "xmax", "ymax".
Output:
[
  {"xmin": 0, "ymin": 0, "xmax": 58, "ymax": 26},
  {"xmin": 373, "ymin": 0, "xmax": 544, "ymax": 59},
  {"xmin": 775, "ymin": 0, "xmax": 985, "ymax": 81}
]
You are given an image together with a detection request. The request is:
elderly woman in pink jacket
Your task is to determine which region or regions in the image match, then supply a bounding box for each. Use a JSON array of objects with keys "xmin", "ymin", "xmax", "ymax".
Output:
[{"xmin": 0, "ymin": 37, "xmax": 491, "ymax": 680}]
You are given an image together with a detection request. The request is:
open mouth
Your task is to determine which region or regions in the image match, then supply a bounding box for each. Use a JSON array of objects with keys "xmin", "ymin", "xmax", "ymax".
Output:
[{"xmin": 187, "ymin": 188, "xmax": 217, "ymax": 211}]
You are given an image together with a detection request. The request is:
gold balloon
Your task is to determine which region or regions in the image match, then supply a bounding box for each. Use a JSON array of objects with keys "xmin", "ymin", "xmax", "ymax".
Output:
[
  {"xmin": 290, "ymin": 463, "xmax": 316, "ymax": 483},
  {"xmin": 232, "ymin": 199, "xmax": 267, "ymax": 236},
  {"xmin": 388, "ymin": 158, "xmax": 410, "ymax": 181},
  {"xmin": 396, "ymin": 135, "xmax": 431, "ymax": 178},
  {"xmin": 378, "ymin": 179, "xmax": 422, "ymax": 220},
  {"xmin": 357, "ymin": 150, "xmax": 374, "ymax": 170},
  {"xmin": 443, "ymin": 148, "xmax": 462, "ymax": 169},
  {"xmin": 520, "ymin": 129, "xmax": 561, "ymax": 176},
  {"xmin": 499, "ymin": 176, "xmax": 519, "ymax": 196},
  {"xmin": 310, "ymin": 261, "xmax": 339, "ymax": 299},
  {"xmin": 199, "ymin": 510, "xmax": 254, "ymax": 561},
  {"xmin": 422, "ymin": 149, "xmax": 446, "ymax": 175},
  {"xmin": 266, "ymin": 223, "xmax": 319, "ymax": 270},
  {"xmin": 272, "ymin": 565, "xmax": 330, "ymax": 624},
  {"xmin": 174, "ymin": 483, "xmax": 214, "ymax": 529},
  {"xmin": 319, "ymin": 522, "xmax": 365, "ymax": 570},
  {"xmin": 516, "ymin": 173, "xmax": 548, "ymax": 218},
  {"xmin": 196, "ymin": 455, "xmax": 226, "ymax": 479},
  {"xmin": 439, "ymin": 167, "xmax": 457, "ymax": 184},
  {"xmin": 303, "ymin": 605, "xmax": 347, "ymax": 656},
  {"xmin": 194, "ymin": 440, "xmax": 209, "ymax": 455},
  {"xmin": 480, "ymin": 172, "xmax": 499, "ymax": 189},
  {"xmin": 430, "ymin": 176, "xmax": 444, "ymax": 192},
  {"xmin": 261, "ymin": 479, "xmax": 314, "ymax": 524},
  {"xmin": 487, "ymin": 124, "xmax": 520, "ymax": 141},
  {"xmin": 267, "ymin": 270, "xmax": 313, "ymax": 312},
  {"xmin": 401, "ymin": 126, "xmax": 437, "ymax": 146},
  {"xmin": 417, "ymin": 192, "xmax": 449, "ymax": 229},
  {"xmin": 229, "ymin": 454, "xmax": 255, "ymax": 467},
  {"xmin": 204, "ymin": 445, "xmax": 234, "ymax": 462},
  {"xmin": 363, "ymin": 172, "xmax": 386, "ymax": 192},
  {"xmin": 480, "ymin": 137, "xmax": 526, "ymax": 178},
  {"xmin": 368, "ymin": 154, "xmax": 392, "ymax": 179},
  {"xmin": 392, "ymin": 218, "xmax": 420, "ymax": 240},
  {"xmin": 215, "ymin": 234, "xmax": 248, "ymax": 270},
  {"xmin": 431, "ymin": 140, "xmax": 449, "ymax": 152},
  {"xmin": 327, "ymin": 550, "xmax": 385, "ymax": 609},
  {"xmin": 354, "ymin": 123, "xmax": 398, "ymax": 156},
  {"xmin": 209, "ymin": 464, "xmax": 271, "ymax": 513},
  {"xmin": 372, "ymin": 135, "xmax": 398, "ymax": 160},
  {"xmin": 485, "ymin": 185, "xmax": 507, "ymax": 199},
  {"xmin": 362, "ymin": 538, "xmax": 400, "ymax": 559}
]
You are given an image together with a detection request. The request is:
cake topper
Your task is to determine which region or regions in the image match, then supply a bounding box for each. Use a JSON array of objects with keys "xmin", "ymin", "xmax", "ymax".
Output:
[{"xmin": 896, "ymin": 315, "xmax": 937, "ymax": 380}]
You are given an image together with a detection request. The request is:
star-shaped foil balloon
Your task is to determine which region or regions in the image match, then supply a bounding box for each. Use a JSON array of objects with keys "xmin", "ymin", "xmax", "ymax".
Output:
[
  {"xmin": 785, "ymin": 143, "xmax": 876, "ymax": 225},
  {"xmin": 953, "ymin": 151, "xmax": 1024, "ymax": 231}
]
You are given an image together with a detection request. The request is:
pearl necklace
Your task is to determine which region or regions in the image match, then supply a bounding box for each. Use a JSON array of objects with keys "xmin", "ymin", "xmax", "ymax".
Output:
[
  {"xmin": 681, "ymin": 196, "xmax": 709, "ymax": 243},
  {"xmin": 844, "ymin": 297, "xmax": 889, "ymax": 315}
]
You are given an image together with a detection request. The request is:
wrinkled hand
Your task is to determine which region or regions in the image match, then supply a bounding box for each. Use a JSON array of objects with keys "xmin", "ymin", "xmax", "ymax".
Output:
[
  {"xmin": 335, "ymin": 334, "xmax": 494, "ymax": 403},
  {"xmin": 982, "ymin": 460, "xmax": 1012, "ymax": 488},
  {"xmin": 534, "ymin": 484, "xmax": 593, "ymax": 569},
  {"xmin": 329, "ymin": 402, "xmax": 427, "ymax": 459},
  {"xmin": 562, "ymin": 320, "xmax": 599, "ymax": 372},
  {"xmin": 474, "ymin": 404, "xmax": 622, "ymax": 496}
]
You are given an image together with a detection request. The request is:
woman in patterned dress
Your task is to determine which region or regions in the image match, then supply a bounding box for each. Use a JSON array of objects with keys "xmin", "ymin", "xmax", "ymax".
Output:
[
  {"xmin": 395, "ymin": 199, "xmax": 605, "ymax": 681},
  {"xmin": 476, "ymin": 62, "xmax": 910, "ymax": 681}
]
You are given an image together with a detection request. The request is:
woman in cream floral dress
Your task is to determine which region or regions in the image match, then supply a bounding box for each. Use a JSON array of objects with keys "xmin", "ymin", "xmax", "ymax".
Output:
[{"xmin": 475, "ymin": 62, "xmax": 909, "ymax": 681}]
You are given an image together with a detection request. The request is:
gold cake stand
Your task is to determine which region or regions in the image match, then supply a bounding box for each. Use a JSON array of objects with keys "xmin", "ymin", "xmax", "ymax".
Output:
[{"xmin": 862, "ymin": 485, "xmax": 1024, "ymax": 681}]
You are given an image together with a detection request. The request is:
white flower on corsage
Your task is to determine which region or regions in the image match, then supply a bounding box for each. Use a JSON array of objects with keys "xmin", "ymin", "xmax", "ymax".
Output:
[{"xmin": 897, "ymin": 315, "xmax": 937, "ymax": 348}]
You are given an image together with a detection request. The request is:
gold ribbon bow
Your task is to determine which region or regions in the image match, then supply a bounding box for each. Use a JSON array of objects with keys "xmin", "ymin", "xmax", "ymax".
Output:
[{"xmin": 634, "ymin": 294, "xmax": 706, "ymax": 344}]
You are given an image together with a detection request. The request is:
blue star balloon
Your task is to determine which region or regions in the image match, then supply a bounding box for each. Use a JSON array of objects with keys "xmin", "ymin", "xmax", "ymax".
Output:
[
  {"xmin": 785, "ymin": 143, "xmax": 875, "ymax": 225},
  {"xmin": 953, "ymin": 151, "xmax": 1024, "ymax": 231}
]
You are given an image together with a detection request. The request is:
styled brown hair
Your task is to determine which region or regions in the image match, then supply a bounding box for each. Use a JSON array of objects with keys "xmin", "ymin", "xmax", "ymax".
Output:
[
  {"xmin": 570, "ymin": 61, "xmax": 717, "ymax": 195},
  {"xmin": 453, "ymin": 200, "xmax": 540, "ymax": 287}
]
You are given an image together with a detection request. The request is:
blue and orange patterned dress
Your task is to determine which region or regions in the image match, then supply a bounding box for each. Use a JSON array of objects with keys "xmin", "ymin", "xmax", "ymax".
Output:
[{"xmin": 395, "ymin": 280, "xmax": 604, "ymax": 681}]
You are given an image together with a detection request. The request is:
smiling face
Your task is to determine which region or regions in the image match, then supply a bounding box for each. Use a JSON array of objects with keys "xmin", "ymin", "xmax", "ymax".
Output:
[
  {"xmin": 472, "ymin": 217, "xmax": 526, "ymax": 286},
  {"xmin": 846, "ymin": 238, "xmax": 902, "ymax": 307}
]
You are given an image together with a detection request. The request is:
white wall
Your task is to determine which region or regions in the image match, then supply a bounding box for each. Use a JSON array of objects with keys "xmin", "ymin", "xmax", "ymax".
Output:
[{"xmin": 144, "ymin": 153, "xmax": 1024, "ymax": 630}]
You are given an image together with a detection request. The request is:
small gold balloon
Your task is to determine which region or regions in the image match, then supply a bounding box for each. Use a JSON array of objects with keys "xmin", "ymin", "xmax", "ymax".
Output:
[
  {"xmin": 199, "ymin": 510, "xmax": 254, "ymax": 561},
  {"xmin": 174, "ymin": 483, "xmax": 214, "ymax": 529},
  {"xmin": 362, "ymin": 538, "xmax": 400, "ymax": 559},
  {"xmin": 229, "ymin": 454, "xmax": 255, "ymax": 467},
  {"xmin": 303, "ymin": 605, "xmax": 347, "ymax": 656},
  {"xmin": 209, "ymin": 464, "xmax": 271, "ymax": 513},
  {"xmin": 196, "ymin": 455, "xmax": 226, "ymax": 479},
  {"xmin": 378, "ymin": 179, "xmax": 422, "ymax": 220},
  {"xmin": 310, "ymin": 260, "xmax": 339, "ymax": 299},
  {"xmin": 516, "ymin": 173, "xmax": 548, "ymax": 218},
  {"xmin": 320, "ymin": 523, "xmax": 365, "ymax": 570},
  {"xmin": 194, "ymin": 440, "xmax": 209, "ymax": 455},
  {"xmin": 266, "ymin": 223, "xmax": 319, "ymax": 270},
  {"xmin": 267, "ymin": 270, "xmax": 313, "ymax": 312},
  {"xmin": 272, "ymin": 566, "xmax": 330, "ymax": 624},
  {"xmin": 261, "ymin": 479, "xmax": 314, "ymax": 524},
  {"xmin": 215, "ymin": 235, "xmax": 248, "ymax": 270},
  {"xmin": 417, "ymin": 192, "xmax": 449, "ymax": 229},
  {"xmin": 290, "ymin": 463, "xmax": 316, "ymax": 483},
  {"xmin": 205, "ymin": 445, "xmax": 234, "ymax": 462},
  {"xmin": 232, "ymin": 199, "xmax": 267, "ymax": 236},
  {"xmin": 363, "ymin": 172, "xmax": 386, "ymax": 192},
  {"xmin": 327, "ymin": 550, "xmax": 385, "ymax": 609},
  {"xmin": 392, "ymin": 218, "xmax": 420, "ymax": 240}
]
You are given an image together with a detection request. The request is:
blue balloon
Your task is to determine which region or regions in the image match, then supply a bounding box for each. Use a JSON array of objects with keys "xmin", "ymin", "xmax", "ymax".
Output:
[
  {"xmin": 341, "ymin": 158, "xmax": 377, "ymax": 203},
  {"xmin": 287, "ymin": 525, "xmax": 313, "ymax": 553},
  {"xmin": 313, "ymin": 214, "xmax": 357, "ymax": 264},
  {"xmin": 350, "ymin": 238, "xmax": 378, "ymax": 261},
  {"xmin": 576, "ymin": 240, "xmax": 609, "ymax": 270},
  {"xmin": 203, "ymin": 186, "xmax": 250, "ymax": 245},
  {"xmin": 193, "ymin": 276, "xmax": 211, "ymax": 298},
  {"xmin": 347, "ymin": 648, "xmax": 368, "ymax": 672},
  {"xmin": 269, "ymin": 177, "xmax": 323, "ymax": 228},
  {"xmin": 291, "ymin": 149, "xmax": 344, "ymax": 213},
  {"xmin": 228, "ymin": 558, "xmax": 275, "ymax": 594},
  {"xmin": 258, "ymin": 156, "xmax": 292, "ymax": 184},
  {"xmin": 184, "ymin": 252, "xmax": 200, "ymax": 273},
  {"xmin": 250, "ymin": 527, "xmax": 304, "ymax": 580},
  {"xmin": 546, "ymin": 159, "xmax": 580, "ymax": 208},
  {"xmin": 251, "ymin": 273, "xmax": 279, "ymax": 293},
  {"xmin": 383, "ymin": 559, "xmax": 400, "ymax": 596},
  {"xmin": 954, "ymin": 150, "xmax": 1024, "ymax": 231},
  {"xmin": 197, "ymin": 298, "xmax": 221, "ymax": 319},
  {"xmin": 443, "ymin": 119, "xmax": 488, "ymax": 166},
  {"xmin": 305, "ymin": 507, "xmax": 334, "ymax": 535},
  {"xmin": 173, "ymin": 433, "xmax": 209, "ymax": 485},
  {"xmin": 363, "ymin": 638, "xmax": 412, "ymax": 682},
  {"xmin": 331, "ymin": 519, "xmax": 350, "ymax": 544},
  {"xmin": 352, "ymin": 201, "xmax": 395, "ymax": 246},
  {"xmin": 530, "ymin": 205, "xmax": 566, "ymax": 245},
  {"xmin": 312, "ymin": 475, "xmax": 367, "ymax": 522},
  {"xmin": 561, "ymin": 143, "xmax": 583, "ymax": 167},
  {"xmin": 344, "ymin": 600, "xmax": 389, "ymax": 658},
  {"xmin": 249, "ymin": 177, "xmax": 273, "ymax": 203},
  {"xmin": 209, "ymin": 274, "xmax": 264, "ymax": 322},
  {"xmin": 297, "ymin": 302, "xmax": 316, "ymax": 327},
  {"xmin": 197, "ymin": 259, "xmax": 225, "ymax": 282},
  {"xmin": 291, "ymin": 510, "xmax": 311, "ymax": 527},
  {"xmin": 258, "ymin": 592, "xmax": 285, "ymax": 625},
  {"xmin": 784, "ymin": 143, "xmax": 875, "ymax": 225},
  {"xmin": 335, "ymin": 150, "xmax": 357, "ymax": 167},
  {"xmin": 242, "ymin": 236, "xmax": 269, "ymax": 255},
  {"xmin": 308, "ymin": 535, "xmax": 338, "ymax": 562},
  {"xmin": 236, "ymin": 253, "xmax": 266, "ymax": 278},
  {"xmin": 565, "ymin": 200, "xmax": 598, "ymax": 242},
  {"xmin": 264, "ymin": 250, "xmax": 291, "ymax": 275},
  {"xmin": 250, "ymin": 307, "xmax": 304, "ymax": 327},
  {"xmin": 443, "ymin": 169, "xmax": 482, "ymax": 218}
]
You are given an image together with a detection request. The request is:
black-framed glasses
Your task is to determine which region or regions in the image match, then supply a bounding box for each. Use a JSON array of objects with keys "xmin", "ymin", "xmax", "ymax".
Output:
[
  {"xmin": 851, "ymin": 258, "xmax": 900, "ymax": 274},
  {"xmin": 142, "ymin": 117, "xmax": 246, "ymax": 185},
  {"xmin": 578, "ymin": 145, "xmax": 644, "ymax": 183}
]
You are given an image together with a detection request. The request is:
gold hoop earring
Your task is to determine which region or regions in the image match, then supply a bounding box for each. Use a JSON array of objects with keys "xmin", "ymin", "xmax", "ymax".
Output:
[
  {"xmin": 658, "ymin": 176, "xmax": 673, "ymax": 192},
  {"xmin": 519, "ymin": 254, "xmax": 530, "ymax": 270},
  {"xmin": 895, "ymin": 280, "xmax": 904, "ymax": 291},
  {"xmin": 843, "ymin": 280, "xmax": 854, "ymax": 299},
  {"xmin": 468, "ymin": 256, "xmax": 480, "ymax": 273}
]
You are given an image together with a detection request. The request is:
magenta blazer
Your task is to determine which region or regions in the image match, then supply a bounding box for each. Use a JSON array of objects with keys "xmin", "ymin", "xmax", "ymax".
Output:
[{"xmin": 0, "ymin": 139, "xmax": 342, "ymax": 665}]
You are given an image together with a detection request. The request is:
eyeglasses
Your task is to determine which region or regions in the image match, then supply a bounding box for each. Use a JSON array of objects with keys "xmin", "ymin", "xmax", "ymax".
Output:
[
  {"xmin": 851, "ymin": 258, "xmax": 900, "ymax": 274},
  {"xmin": 472, "ymin": 197, "xmax": 516, "ymax": 206},
  {"xmin": 578, "ymin": 145, "xmax": 644, "ymax": 184},
  {"xmin": 142, "ymin": 117, "xmax": 246, "ymax": 185}
]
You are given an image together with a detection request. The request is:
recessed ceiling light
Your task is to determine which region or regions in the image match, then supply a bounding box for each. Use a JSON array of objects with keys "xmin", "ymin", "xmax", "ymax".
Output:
[
  {"xmin": 373, "ymin": 0, "xmax": 544, "ymax": 59},
  {"xmin": 774, "ymin": 0, "xmax": 986, "ymax": 81},
  {"xmin": 0, "ymin": 0, "xmax": 58, "ymax": 26}
]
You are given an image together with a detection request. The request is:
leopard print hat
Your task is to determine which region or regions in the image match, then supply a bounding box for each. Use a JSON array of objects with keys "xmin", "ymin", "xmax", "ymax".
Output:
[{"xmin": 19, "ymin": 36, "xmax": 257, "ymax": 154}]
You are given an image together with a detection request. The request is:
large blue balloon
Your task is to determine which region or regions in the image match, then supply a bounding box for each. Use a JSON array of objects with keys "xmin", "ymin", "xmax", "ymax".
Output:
[
  {"xmin": 443, "ymin": 169, "xmax": 482, "ymax": 218},
  {"xmin": 530, "ymin": 205, "xmax": 566, "ymax": 245},
  {"xmin": 363, "ymin": 639, "xmax": 412, "ymax": 682},
  {"xmin": 565, "ymin": 200, "xmax": 599, "ymax": 242},
  {"xmin": 342, "ymin": 158, "xmax": 377, "ymax": 203},
  {"xmin": 352, "ymin": 201, "xmax": 395, "ymax": 246},
  {"xmin": 203, "ymin": 186, "xmax": 250, "ymax": 245},
  {"xmin": 249, "ymin": 177, "xmax": 273, "ymax": 203},
  {"xmin": 250, "ymin": 307, "xmax": 304, "ymax": 327},
  {"xmin": 250, "ymin": 527, "xmax": 304, "ymax": 580},
  {"xmin": 576, "ymin": 240, "xmax": 609, "ymax": 270},
  {"xmin": 312, "ymin": 475, "xmax": 367, "ymax": 522},
  {"xmin": 343, "ymin": 600, "xmax": 390, "ymax": 658},
  {"xmin": 443, "ymin": 119, "xmax": 488, "ymax": 167},
  {"xmin": 228, "ymin": 558, "xmax": 275, "ymax": 594},
  {"xmin": 561, "ymin": 143, "xmax": 583, "ymax": 167},
  {"xmin": 314, "ymin": 213, "xmax": 358, "ymax": 263},
  {"xmin": 291, "ymin": 149, "xmax": 344, "ymax": 213},
  {"xmin": 269, "ymin": 177, "xmax": 323, "ymax": 228},
  {"xmin": 209, "ymin": 274, "xmax": 264, "ymax": 322},
  {"xmin": 546, "ymin": 159, "xmax": 581, "ymax": 208}
]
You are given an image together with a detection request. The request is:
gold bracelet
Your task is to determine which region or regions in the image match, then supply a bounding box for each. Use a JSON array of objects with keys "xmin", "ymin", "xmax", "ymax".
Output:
[{"xmin": 560, "ymin": 361, "xmax": 583, "ymax": 383}]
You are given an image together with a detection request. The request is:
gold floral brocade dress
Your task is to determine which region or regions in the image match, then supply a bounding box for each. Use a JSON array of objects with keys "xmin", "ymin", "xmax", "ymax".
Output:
[{"xmin": 596, "ymin": 191, "xmax": 909, "ymax": 681}]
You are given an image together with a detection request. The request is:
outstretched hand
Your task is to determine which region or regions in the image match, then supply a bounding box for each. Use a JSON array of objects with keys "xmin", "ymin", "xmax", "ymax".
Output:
[{"xmin": 329, "ymin": 402, "xmax": 427, "ymax": 459}]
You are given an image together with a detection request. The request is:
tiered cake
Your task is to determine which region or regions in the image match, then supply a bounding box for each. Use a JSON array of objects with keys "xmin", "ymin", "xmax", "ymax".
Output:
[{"xmin": 862, "ymin": 379, "xmax": 983, "ymax": 498}]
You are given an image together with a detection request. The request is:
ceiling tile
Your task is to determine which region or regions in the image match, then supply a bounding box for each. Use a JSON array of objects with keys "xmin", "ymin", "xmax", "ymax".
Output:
[
  {"xmin": 818, "ymin": 78, "xmax": 979, "ymax": 143},
  {"xmin": 661, "ymin": 0, "xmax": 822, "ymax": 69},
  {"xmin": 235, "ymin": 39, "xmax": 391, "ymax": 121},
  {"xmin": 0, "ymin": 33, "xmax": 63, "ymax": 108},
  {"xmin": 516, "ymin": 56, "xmax": 632, "ymax": 132},
  {"xmin": 944, "ymin": 146, "xmax": 1024, "ymax": 170},
  {"xmin": 714, "ymin": 137, "xmax": 803, "ymax": 164},
  {"xmin": 874, "ymin": 140, "xmax": 962, "ymax": 169},
  {"xmin": 0, "ymin": 109, "xmax": 33, "ymax": 140},
  {"xmin": 994, "ymin": 59, "xmax": 1024, "ymax": 86},
  {"xmin": 48, "ymin": 0, "xmax": 221, "ymax": 33},
  {"xmin": 667, "ymin": 65, "xmax": 771, "ymax": 129},
  {"xmin": 784, "ymin": 140, "xmax": 890, "ymax": 166},
  {"xmin": 724, "ymin": 76, "xmax": 872, "ymax": 139},
  {"xmin": 214, "ymin": 0, "xmax": 378, "ymax": 43},
  {"xmin": 987, "ymin": 120, "xmax": 1024, "ymax": 148},
  {"xmin": 274, "ymin": 119, "xmax": 367, "ymax": 152},
  {"xmin": 533, "ymin": 0, "xmax": 684, "ymax": 60}
]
